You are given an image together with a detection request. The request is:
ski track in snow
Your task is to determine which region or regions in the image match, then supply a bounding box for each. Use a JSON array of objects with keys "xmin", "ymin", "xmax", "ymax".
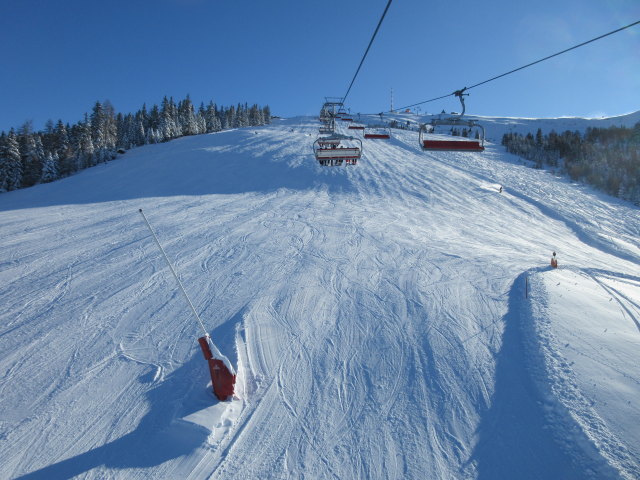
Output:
[{"xmin": 0, "ymin": 115, "xmax": 638, "ymax": 479}]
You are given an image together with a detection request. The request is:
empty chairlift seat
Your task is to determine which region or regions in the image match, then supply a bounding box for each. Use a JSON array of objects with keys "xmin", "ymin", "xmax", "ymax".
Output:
[
  {"xmin": 421, "ymin": 139, "xmax": 484, "ymax": 151},
  {"xmin": 363, "ymin": 125, "xmax": 391, "ymax": 139},
  {"xmin": 418, "ymin": 87, "xmax": 486, "ymax": 152},
  {"xmin": 419, "ymin": 119, "xmax": 485, "ymax": 152}
]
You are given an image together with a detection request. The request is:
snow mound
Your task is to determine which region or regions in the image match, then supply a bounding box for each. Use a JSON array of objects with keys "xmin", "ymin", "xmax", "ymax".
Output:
[{"xmin": 525, "ymin": 268, "xmax": 640, "ymax": 479}]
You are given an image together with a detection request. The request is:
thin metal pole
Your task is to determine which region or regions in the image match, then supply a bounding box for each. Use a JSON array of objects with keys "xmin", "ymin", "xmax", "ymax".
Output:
[{"xmin": 138, "ymin": 209, "xmax": 209, "ymax": 339}]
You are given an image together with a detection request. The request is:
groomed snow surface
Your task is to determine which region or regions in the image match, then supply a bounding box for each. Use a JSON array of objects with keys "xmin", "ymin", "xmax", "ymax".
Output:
[{"xmin": 1, "ymin": 115, "xmax": 638, "ymax": 479}]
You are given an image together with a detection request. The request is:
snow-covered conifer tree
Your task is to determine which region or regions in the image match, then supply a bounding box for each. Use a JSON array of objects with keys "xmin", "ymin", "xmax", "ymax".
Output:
[
  {"xmin": 148, "ymin": 105, "xmax": 161, "ymax": 134},
  {"xmin": 224, "ymin": 105, "xmax": 236, "ymax": 130},
  {"xmin": 249, "ymin": 104, "xmax": 264, "ymax": 126},
  {"xmin": 133, "ymin": 112, "xmax": 146, "ymax": 146},
  {"xmin": 91, "ymin": 101, "xmax": 118, "ymax": 162},
  {"xmin": 160, "ymin": 96, "xmax": 179, "ymax": 140},
  {"xmin": 53, "ymin": 120, "xmax": 71, "ymax": 158},
  {"xmin": 179, "ymin": 95, "xmax": 199, "ymax": 136},
  {"xmin": 53, "ymin": 120, "xmax": 75, "ymax": 177},
  {"xmin": 19, "ymin": 124, "xmax": 45, "ymax": 187},
  {"xmin": 42, "ymin": 119, "xmax": 56, "ymax": 152},
  {"xmin": 234, "ymin": 103, "xmax": 249, "ymax": 128},
  {"xmin": 40, "ymin": 151, "xmax": 58, "ymax": 183},
  {"xmin": 205, "ymin": 102, "xmax": 221, "ymax": 132},
  {"xmin": 103, "ymin": 101, "xmax": 118, "ymax": 158},
  {"xmin": 196, "ymin": 113, "xmax": 206, "ymax": 135},
  {"xmin": 0, "ymin": 130, "xmax": 23, "ymax": 191},
  {"xmin": 262, "ymin": 105, "xmax": 271, "ymax": 124},
  {"xmin": 75, "ymin": 116, "xmax": 95, "ymax": 169}
]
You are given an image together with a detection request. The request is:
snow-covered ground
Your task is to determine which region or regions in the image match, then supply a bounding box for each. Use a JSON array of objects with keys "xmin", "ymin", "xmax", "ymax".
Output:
[{"xmin": 1, "ymin": 115, "xmax": 638, "ymax": 479}]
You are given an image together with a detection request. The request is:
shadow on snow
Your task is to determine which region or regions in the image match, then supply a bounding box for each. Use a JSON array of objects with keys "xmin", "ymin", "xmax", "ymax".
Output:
[
  {"xmin": 16, "ymin": 352, "xmax": 221, "ymax": 479},
  {"xmin": 470, "ymin": 270, "xmax": 587, "ymax": 479}
]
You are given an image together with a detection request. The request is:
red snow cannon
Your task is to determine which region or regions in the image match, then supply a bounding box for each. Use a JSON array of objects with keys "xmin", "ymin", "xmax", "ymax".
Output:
[{"xmin": 198, "ymin": 337, "xmax": 236, "ymax": 401}]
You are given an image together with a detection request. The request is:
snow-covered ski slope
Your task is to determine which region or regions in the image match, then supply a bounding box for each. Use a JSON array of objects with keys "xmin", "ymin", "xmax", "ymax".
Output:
[{"xmin": 1, "ymin": 115, "xmax": 639, "ymax": 479}]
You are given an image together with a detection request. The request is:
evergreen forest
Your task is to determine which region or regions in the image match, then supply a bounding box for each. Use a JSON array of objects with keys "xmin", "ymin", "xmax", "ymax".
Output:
[
  {"xmin": 501, "ymin": 124, "xmax": 640, "ymax": 204},
  {"xmin": 0, "ymin": 96, "xmax": 271, "ymax": 192}
]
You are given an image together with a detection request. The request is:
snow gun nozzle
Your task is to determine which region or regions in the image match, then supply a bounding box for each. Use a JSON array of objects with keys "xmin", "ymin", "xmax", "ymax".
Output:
[{"xmin": 198, "ymin": 336, "xmax": 236, "ymax": 401}]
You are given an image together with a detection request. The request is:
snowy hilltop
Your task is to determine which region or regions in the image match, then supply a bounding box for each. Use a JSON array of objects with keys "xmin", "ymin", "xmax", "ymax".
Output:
[{"xmin": 1, "ymin": 115, "xmax": 638, "ymax": 479}]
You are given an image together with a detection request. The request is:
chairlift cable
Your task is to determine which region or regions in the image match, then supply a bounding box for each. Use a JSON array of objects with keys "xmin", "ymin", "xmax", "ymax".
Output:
[
  {"xmin": 392, "ymin": 93, "xmax": 454, "ymax": 112},
  {"xmin": 341, "ymin": 0, "xmax": 393, "ymax": 105},
  {"xmin": 390, "ymin": 19, "xmax": 640, "ymax": 114},
  {"xmin": 465, "ymin": 19, "xmax": 640, "ymax": 92}
]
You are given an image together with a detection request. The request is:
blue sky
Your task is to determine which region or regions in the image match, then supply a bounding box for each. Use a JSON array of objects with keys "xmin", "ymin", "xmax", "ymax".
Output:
[{"xmin": 1, "ymin": 0, "xmax": 639, "ymax": 132}]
